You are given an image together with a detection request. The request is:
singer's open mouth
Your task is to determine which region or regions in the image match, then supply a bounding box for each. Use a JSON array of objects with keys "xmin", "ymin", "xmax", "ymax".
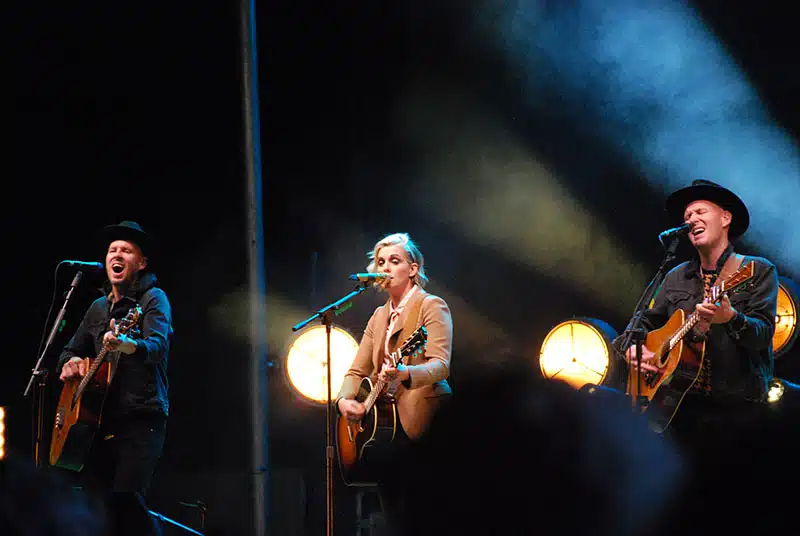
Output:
[{"xmin": 111, "ymin": 263, "xmax": 125, "ymax": 274}]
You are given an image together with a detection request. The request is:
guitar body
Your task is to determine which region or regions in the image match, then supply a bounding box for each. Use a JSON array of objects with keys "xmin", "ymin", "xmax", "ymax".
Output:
[
  {"xmin": 50, "ymin": 359, "xmax": 112, "ymax": 471},
  {"xmin": 49, "ymin": 306, "xmax": 141, "ymax": 471},
  {"xmin": 336, "ymin": 377, "xmax": 398, "ymax": 486},
  {"xmin": 627, "ymin": 309, "xmax": 706, "ymax": 433},
  {"xmin": 625, "ymin": 261, "xmax": 754, "ymax": 433}
]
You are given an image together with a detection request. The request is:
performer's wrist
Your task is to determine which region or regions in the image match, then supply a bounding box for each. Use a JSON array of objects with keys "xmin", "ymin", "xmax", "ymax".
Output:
[
  {"xmin": 729, "ymin": 311, "xmax": 747, "ymax": 332},
  {"xmin": 120, "ymin": 338, "xmax": 138, "ymax": 355},
  {"xmin": 397, "ymin": 364, "xmax": 411, "ymax": 383},
  {"xmin": 689, "ymin": 327, "xmax": 707, "ymax": 342},
  {"xmin": 694, "ymin": 322, "xmax": 709, "ymax": 334}
]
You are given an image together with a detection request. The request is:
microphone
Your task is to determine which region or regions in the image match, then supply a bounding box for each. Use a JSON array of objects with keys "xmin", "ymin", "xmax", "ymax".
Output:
[
  {"xmin": 60, "ymin": 260, "xmax": 105, "ymax": 272},
  {"xmin": 349, "ymin": 273, "xmax": 393, "ymax": 282},
  {"xmin": 658, "ymin": 223, "xmax": 692, "ymax": 241}
]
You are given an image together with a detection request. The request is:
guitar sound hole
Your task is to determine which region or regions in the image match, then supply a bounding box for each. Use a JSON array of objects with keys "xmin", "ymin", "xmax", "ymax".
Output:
[{"xmin": 644, "ymin": 371, "xmax": 659, "ymax": 388}]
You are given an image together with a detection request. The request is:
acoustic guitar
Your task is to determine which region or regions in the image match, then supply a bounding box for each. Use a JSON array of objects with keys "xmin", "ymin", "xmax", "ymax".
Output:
[
  {"xmin": 336, "ymin": 325, "xmax": 427, "ymax": 486},
  {"xmin": 627, "ymin": 261, "xmax": 755, "ymax": 433},
  {"xmin": 50, "ymin": 306, "xmax": 142, "ymax": 471}
]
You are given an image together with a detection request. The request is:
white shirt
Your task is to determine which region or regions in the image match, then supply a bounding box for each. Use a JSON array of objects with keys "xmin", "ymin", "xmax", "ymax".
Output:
[{"xmin": 383, "ymin": 284, "xmax": 419, "ymax": 369}]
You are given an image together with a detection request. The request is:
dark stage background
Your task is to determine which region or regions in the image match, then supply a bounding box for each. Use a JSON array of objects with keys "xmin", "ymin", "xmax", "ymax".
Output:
[{"xmin": 6, "ymin": 1, "xmax": 799, "ymax": 534}]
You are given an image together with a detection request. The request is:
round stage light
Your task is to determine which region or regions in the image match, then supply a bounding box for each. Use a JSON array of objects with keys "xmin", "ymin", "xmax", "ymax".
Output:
[
  {"xmin": 285, "ymin": 325, "xmax": 360, "ymax": 404},
  {"xmin": 539, "ymin": 318, "xmax": 618, "ymax": 390},
  {"xmin": 774, "ymin": 277, "xmax": 799, "ymax": 358},
  {"xmin": 0, "ymin": 406, "xmax": 5, "ymax": 460},
  {"xmin": 767, "ymin": 378, "xmax": 785, "ymax": 404}
]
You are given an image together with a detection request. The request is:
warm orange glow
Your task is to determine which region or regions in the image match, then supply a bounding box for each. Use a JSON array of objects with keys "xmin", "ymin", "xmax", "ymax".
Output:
[
  {"xmin": 285, "ymin": 326, "xmax": 360, "ymax": 404},
  {"xmin": 774, "ymin": 280, "xmax": 798, "ymax": 357},
  {"xmin": 0, "ymin": 406, "xmax": 5, "ymax": 460},
  {"xmin": 767, "ymin": 378, "xmax": 786, "ymax": 403},
  {"xmin": 539, "ymin": 319, "xmax": 613, "ymax": 390}
]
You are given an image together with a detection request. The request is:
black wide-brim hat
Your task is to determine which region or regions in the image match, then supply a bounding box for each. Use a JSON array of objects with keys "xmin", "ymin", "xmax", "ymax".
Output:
[
  {"xmin": 665, "ymin": 179, "xmax": 750, "ymax": 238},
  {"xmin": 99, "ymin": 220, "xmax": 151, "ymax": 256}
]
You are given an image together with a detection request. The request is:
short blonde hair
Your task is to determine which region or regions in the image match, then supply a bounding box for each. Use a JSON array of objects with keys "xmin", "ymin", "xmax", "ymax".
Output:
[{"xmin": 366, "ymin": 232, "xmax": 429, "ymax": 288}]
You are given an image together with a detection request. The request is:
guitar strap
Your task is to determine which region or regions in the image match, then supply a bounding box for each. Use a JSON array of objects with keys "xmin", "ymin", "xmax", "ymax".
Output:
[
  {"xmin": 688, "ymin": 252, "xmax": 745, "ymax": 395},
  {"xmin": 396, "ymin": 293, "xmax": 426, "ymax": 351},
  {"xmin": 108, "ymin": 351, "xmax": 122, "ymax": 383},
  {"xmin": 718, "ymin": 253, "xmax": 745, "ymax": 287}
]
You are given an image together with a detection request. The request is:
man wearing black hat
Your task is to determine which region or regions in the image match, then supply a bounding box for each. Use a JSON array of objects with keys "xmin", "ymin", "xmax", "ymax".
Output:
[
  {"xmin": 57, "ymin": 221, "xmax": 173, "ymax": 536},
  {"xmin": 619, "ymin": 180, "xmax": 777, "ymax": 488}
]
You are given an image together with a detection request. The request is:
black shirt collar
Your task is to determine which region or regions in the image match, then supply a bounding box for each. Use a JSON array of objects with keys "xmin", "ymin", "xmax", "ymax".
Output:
[{"xmin": 104, "ymin": 271, "xmax": 159, "ymax": 304}]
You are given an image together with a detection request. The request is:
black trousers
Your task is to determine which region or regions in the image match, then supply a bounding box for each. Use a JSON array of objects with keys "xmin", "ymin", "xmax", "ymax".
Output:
[
  {"xmin": 79, "ymin": 411, "xmax": 168, "ymax": 536},
  {"xmin": 658, "ymin": 395, "xmax": 774, "ymax": 534},
  {"xmin": 373, "ymin": 424, "xmax": 412, "ymax": 536},
  {"xmin": 664, "ymin": 395, "xmax": 767, "ymax": 467}
]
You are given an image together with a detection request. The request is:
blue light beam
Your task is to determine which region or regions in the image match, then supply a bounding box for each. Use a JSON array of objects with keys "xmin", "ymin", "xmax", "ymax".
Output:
[{"xmin": 494, "ymin": 0, "xmax": 800, "ymax": 276}]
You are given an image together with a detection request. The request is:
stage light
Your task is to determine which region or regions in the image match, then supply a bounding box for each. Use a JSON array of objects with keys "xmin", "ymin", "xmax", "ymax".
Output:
[
  {"xmin": 766, "ymin": 377, "xmax": 800, "ymax": 405},
  {"xmin": 767, "ymin": 378, "xmax": 785, "ymax": 404},
  {"xmin": 767, "ymin": 377, "xmax": 800, "ymax": 406},
  {"xmin": 539, "ymin": 318, "xmax": 619, "ymax": 390},
  {"xmin": 0, "ymin": 407, "xmax": 5, "ymax": 460},
  {"xmin": 774, "ymin": 277, "xmax": 799, "ymax": 358},
  {"xmin": 285, "ymin": 325, "xmax": 360, "ymax": 405}
]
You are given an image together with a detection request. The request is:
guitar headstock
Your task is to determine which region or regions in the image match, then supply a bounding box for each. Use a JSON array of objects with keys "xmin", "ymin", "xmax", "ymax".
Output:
[
  {"xmin": 393, "ymin": 326, "xmax": 428, "ymax": 366},
  {"xmin": 114, "ymin": 306, "xmax": 143, "ymax": 336},
  {"xmin": 720, "ymin": 261, "xmax": 756, "ymax": 296}
]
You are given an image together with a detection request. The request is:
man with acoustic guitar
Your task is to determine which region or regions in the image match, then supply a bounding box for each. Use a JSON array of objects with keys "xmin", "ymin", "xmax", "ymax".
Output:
[
  {"xmin": 335, "ymin": 232, "xmax": 453, "ymax": 535},
  {"xmin": 56, "ymin": 221, "xmax": 173, "ymax": 536},
  {"xmin": 618, "ymin": 180, "xmax": 778, "ymax": 527}
]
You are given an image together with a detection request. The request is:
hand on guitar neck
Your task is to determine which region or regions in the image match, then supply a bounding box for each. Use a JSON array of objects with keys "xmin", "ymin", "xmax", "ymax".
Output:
[
  {"xmin": 694, "ymin": 294, "xmax": 737, "ymax": 335},
  {"xmin": 377, "ymin": 362, "xmax": 409, "ymax": 384},
  {"xmin": 102, "ymin": 317, "xmax": 138, "ymax": 355},
  {"xmin": 59, "ymin": 316, "xmax": 139, "ymax": 382}
]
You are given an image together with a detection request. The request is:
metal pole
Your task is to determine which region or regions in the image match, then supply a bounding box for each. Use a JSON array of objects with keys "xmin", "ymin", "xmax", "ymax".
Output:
[{"xmin": 238, "ymin": 0, "xmax": 269, "ymax": 533}]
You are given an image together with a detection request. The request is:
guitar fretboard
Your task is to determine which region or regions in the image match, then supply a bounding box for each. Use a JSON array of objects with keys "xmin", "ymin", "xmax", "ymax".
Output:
[
  {"xmin": 668, "ymin": 311, "xmax": 702, "ymax": 351},
  {"xmin": 357, "ymin": 326, "xmax": 425, "ymax": 413},
  {"xmin": 362, "ymin": 349, "xmax": 400, "ymax": 413},
  {"xmin": 71, "ymin": 348, "xmax": 111, "ymax": 408},
  {"xmin": 68, "ymin": 306, "xmax": 141, "ymax": 409},
  {"xmin": 362, "ymin": 379, "xmax": 385, "ymax": 413},
  {"xmin": 664, "ymin": 265, "xmax": 751, "ymax": 353}
]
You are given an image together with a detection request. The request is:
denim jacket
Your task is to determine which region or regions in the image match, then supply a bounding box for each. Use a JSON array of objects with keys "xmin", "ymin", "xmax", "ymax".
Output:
[
  {"xmin": 623, "ymin": 247, "xmax": 778, "ymax": 401},
  {"xmin": 57, "ymin": 272, "xmax": 173, "ymax": 419}
]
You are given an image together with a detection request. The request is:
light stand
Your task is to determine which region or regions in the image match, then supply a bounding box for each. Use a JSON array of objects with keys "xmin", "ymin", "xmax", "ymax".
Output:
[
  {"xmin": 24, "ymin": 270, "xmax": 84, "ymax": 466},
  {"xmin": 618, "ymin": 236, "xmax": 680, "ymax": 411},
  {"xmin": 292, "ymin": 281, "xmax": 372, "ymax": 536}
]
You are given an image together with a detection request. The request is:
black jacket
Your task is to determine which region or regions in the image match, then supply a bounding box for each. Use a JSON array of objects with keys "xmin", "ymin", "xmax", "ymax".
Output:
[
  {"xmin": 57, "ymin": 272, "xmax": 173, "ymax": 419},
  {"xmin": 621, "ymin": 247, "xmax": 778, "ymax": 401}
]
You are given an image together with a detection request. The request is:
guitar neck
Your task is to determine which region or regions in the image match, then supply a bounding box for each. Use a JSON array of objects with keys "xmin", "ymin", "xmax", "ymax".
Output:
[
  {"xmin": 667, "ymin": 287, "xmax": 732, "ymax": 351},
  {"xmin": 668, "ymin": 310, "xmax": 701, "ymax": 351},
  {"xmin": 72, "ymin": 348, "xmax": 110, "ymax": 403},
  {"xmin": 364, "ymin": 349, "xmax": 401, "ymax": 412},
  {"xmin": 69, "ymin": 307, "xmax": 141, "ymax": 407},
  {"xmin": 362, "ymin": 378, "xmax": 386, "ymax": 413}
]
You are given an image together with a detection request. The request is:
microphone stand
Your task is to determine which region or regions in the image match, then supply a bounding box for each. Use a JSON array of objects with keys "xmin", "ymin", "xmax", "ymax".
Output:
[
  {"xmin": 292, "ymin": 281, "xmax": 373, "ymax": 536},
  {"xmin": 24, "ymin": 270, "xmax": 84, "ymax": 467},
  {"xmin": 619, "ymin": 235, "xmax": 681, "ymax": 412}
]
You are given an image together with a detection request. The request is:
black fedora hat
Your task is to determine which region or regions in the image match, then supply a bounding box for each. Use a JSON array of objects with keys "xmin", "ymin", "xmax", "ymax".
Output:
[
  {"xmin": 99, "ymin": 221, "xmax": 151, "ymax": 256},
  {"xmin": 665, "ymin": 179, "xmax": 750, "ymax": 238}
]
